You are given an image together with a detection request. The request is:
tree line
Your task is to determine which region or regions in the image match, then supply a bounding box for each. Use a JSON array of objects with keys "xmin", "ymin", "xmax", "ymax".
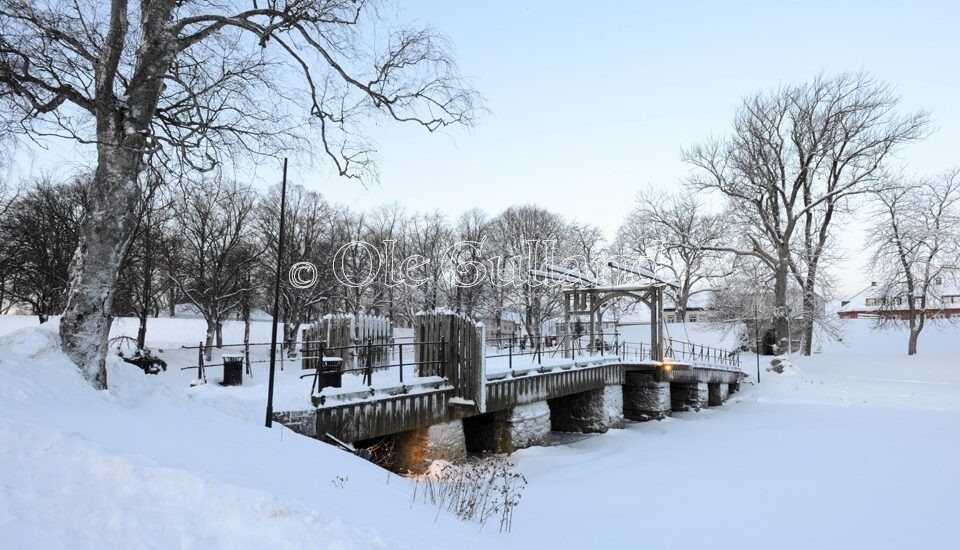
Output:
[{"xmin": 0, "ymin": 175, "xmax": 615, "ymax": 359}]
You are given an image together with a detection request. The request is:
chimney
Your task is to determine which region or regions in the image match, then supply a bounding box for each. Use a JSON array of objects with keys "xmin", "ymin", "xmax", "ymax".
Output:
[{"xmin": 871, "ymin": 281, "xmax": 877, "ymax": 287}]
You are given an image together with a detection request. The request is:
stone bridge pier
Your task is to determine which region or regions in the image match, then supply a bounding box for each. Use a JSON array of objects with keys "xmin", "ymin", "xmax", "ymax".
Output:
[
  {"xmin": 708, "ymin": 382, "xmax": 730, "ymax": 406},
  {"xmin": 392, "ymin": 420, "xmax": 468, "ymax": 474},
  {"xmin": 463, "ymin": 402, "xmax": 552, "ymax": 454},
  {"xmin": 548, "ymin": 384, "xmax": 624, "ymax": 433},
  {"xmin": 622, "ymin": 371, "xmax": 671, "ymax": 421},
  {"xmin": 461, "ymin": 383, "xmax": 624, "ymax": 457},
  {"xmin": 671, "ymin": 382, "xmax": 710, "ymax": 411},
  {"xmin": 621, "ymin": 364, "xmax": 741, "ymax": 418}
]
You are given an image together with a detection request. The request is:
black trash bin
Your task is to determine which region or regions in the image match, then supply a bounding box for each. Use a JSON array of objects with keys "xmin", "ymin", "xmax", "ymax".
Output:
[
  {"xmin": 319, "ymin": 356, "xmax": 343, "ymax": 388},
  {"xmin": 221, "ymin": 354, "xmax": 244, "ymax": 386}
]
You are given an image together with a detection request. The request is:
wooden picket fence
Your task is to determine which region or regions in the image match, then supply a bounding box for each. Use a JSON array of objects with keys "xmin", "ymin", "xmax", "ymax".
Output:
[
  {"xmin": 414, "ymin": 310, "xmax": 486, "ymax": 411},
  {"xmin": 302, "ymin": 313, "xmax": 392, "ymax": 371}
]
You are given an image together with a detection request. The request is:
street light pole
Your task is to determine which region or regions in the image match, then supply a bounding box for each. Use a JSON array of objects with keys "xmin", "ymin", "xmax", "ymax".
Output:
[
  {"xmin": 265, "ymin": 158, "xmax": 289, "ymax": 428},
  {"xmin": 754, "ymin": 302, "xmax": 761, "ymax": 385}
]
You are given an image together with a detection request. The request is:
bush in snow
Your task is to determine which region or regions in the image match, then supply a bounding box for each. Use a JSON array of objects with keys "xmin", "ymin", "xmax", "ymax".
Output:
[{"xmin": 411, "ymin": 456, "xmax": 527, "ymax": 533}]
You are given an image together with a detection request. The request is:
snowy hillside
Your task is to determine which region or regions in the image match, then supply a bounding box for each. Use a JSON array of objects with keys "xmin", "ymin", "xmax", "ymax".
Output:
[
  {"xmin": 1, "ymin": 315, "xmax": 958, "ymax": 549},
  {"xmin": 0, "ymin": 328, "xmax": 496, "ymax": 549}
]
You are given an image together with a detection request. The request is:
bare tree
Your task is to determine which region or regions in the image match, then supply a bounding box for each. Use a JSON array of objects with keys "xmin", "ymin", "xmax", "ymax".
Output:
[
  {"xmin": 329, "ymin": 207, "xmax": 376, "ymax": 315},
  {"xmin": 366, "ymin": 202, "xmax": 409, "ymax": 322},
  {"xmin": 616, "ymin": 190, "xmax": 730, "ymax": 322},
  {"xmin": 0, "ymin": 0, "xmax": 480, "ymax": 388},
  {"xmin": 113, "ymin": 169, "xmax": 176, "ymax": 349},
  {"xmin": 685, "ymin": 73, "xmax": 927, "ymax": 367},
  {"xmin": 567, "ymin": 222, "xmax": 605, "ymax": 280},
  {"xmin": 256, "ymin": 183, "xmax": 335, "ymax": 355},
  {"xmin": 449, "ymin": 208, "xmax": 489, "ymax": 317},
  {"xmin": 0, "ymin": 177, "xmax": 18, "ymax": 311},
  {"xmin": 0, "ymin": 176, "xmax": 89, "ymax": 322},
  {"xmin": 866, "ymin": 169, "xmax": 960, "ymax": 355},
  {"xmin": 488, "ymin": 205, "xmax": 568, "ymax": 340},
  {"xmin": 170, "ymin": 179, "xmax": 260, "ymax": 360},
  {"xmin": 406, "ymin": 211, "xmax": 453, "ymax": 312}
]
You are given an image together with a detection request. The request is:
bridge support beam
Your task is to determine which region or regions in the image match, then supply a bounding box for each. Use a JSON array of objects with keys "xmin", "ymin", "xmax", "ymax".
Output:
[
  {"xmin": 393, "ymin": 419, "xmax": 466, "ymax": 474},
  {"xmin": 623, "ymin": 371, "xmax": 671, "ymax": 421},
  {"xmin": 729, "ymin": 381, "xmax": 741, "ymax": 394},
  {"xmin": 671, "ymin": 382, "xmax": 709, "ymax": 412},
  {"xmin": 708, "ymin": 383, "xmax": 729, "ymax": 407},
  {"xmin": 549, "ymin": 385, "xmax": 624, "ymax": 433},
  {"xmin": 464, "ymin": 402, "xmax": 551, "ymax": 454}
]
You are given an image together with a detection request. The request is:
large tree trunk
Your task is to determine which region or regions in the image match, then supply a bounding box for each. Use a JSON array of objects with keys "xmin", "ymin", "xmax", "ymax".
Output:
[
  {"xmin": 800, "ymin": 276, "xmax": 817, "ymax": 356},
  {"xmin": 136, "ymin": 313, "xmax": 148, "ymax": 351},
  {"xmin": 769, "ymin": 258, "xmax": 791, "ymax": 373},
  {"xmin": 907, "ymin": 308, "xmax": 924, "ymax": 356},
  {"xmin": 284, "ymin": 321, "xmax": 300, "ymax": 358},
  {"xmin": 167, "ymin": 288, "xmax": 177, "ymax": 317},
  {"xmin": 137, "ymin": 212, "xmax": 153, "ymax": 350},
  {"xmin": 204, "ymin": 318, "xmax": 216, "ymax": 361},
  {"xmin": 243, "ymin": 299, "xmax": 252, "ymax": 377},
  {"xmin": 59, "ymin": 144, "xmax": 140, "ymax": 389}
]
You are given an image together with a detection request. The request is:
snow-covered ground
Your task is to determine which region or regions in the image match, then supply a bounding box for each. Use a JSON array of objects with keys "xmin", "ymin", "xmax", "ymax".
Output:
[{"xmin": 1, "ymin": 314, "xmax": 958, "ymax": 548}]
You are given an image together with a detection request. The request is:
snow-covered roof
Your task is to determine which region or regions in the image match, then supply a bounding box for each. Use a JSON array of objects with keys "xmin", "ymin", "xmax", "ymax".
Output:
[
  {"xmin": 840, "ymin": 281, "xmax": 960, "ymax": 312},
  {"xmin": 838, "ymin": 285, "xmax": 881, "ymax": 312},
  {"xmin": 663, "ymin": 291, "xmax": 714, "ymax": 311}
]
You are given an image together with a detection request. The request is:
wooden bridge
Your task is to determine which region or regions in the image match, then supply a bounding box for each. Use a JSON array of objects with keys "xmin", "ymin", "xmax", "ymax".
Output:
[{"xmin": 276, "ymin": 311, "xmax": 744, "ymax": 473}]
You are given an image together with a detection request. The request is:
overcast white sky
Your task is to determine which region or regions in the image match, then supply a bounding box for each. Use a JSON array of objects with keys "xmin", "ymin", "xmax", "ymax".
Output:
[{"xmin": 9, "ymin": 1, "xmax": 960, "ymax": 297}]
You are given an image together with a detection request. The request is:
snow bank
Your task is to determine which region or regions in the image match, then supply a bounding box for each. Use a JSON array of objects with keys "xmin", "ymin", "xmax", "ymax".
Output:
[{"xmin": 0, "ymin": 327, "xmax": 494, "ymax": 549}]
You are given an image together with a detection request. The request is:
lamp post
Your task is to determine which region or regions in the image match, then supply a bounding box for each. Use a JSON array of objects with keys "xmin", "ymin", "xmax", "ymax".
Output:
[
  {"xmin": 265, "ymin": 158, "xmax": 289, "ymax": 428},
  {"xmin": 754, "ymin": 301, "xmax": 761, "ymax": 385}
]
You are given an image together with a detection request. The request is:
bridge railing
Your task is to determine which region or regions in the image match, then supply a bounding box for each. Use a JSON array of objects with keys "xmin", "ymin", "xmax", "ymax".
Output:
[
  {"xmin": 484, "ymin": 334, "xmax": 619, "ymax": 372},
  {"xmin": 619, "ymin": 339, "xmax": 741, "ymax": 370},
  {"xmin": 179, "ymin": 338, "xmax": 448, "ymax": 395},
  {"xmin": 618, "ymin": 341, "xmax": 654, "ymax": 363},
  {"xmin": 299, "ymin": 338, "xmax": 449, "ymax": 395}
]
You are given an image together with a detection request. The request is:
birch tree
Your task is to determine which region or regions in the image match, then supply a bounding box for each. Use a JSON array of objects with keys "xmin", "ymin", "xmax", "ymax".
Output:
[{"xmin": 0, "ymin": 0, "xmax": 480, "ymax": 388}]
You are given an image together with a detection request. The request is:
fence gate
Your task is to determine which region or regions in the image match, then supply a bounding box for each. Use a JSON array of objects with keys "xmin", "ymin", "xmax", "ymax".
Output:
[{"xmin": 414, "ymin": 311, "xmax": 486, "ymax": 412}]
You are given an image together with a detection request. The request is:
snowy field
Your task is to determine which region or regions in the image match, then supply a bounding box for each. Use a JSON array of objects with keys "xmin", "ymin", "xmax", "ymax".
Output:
[{"xmin": 1, "ymin": 314, "xmax": 959, "ymax": 549}]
